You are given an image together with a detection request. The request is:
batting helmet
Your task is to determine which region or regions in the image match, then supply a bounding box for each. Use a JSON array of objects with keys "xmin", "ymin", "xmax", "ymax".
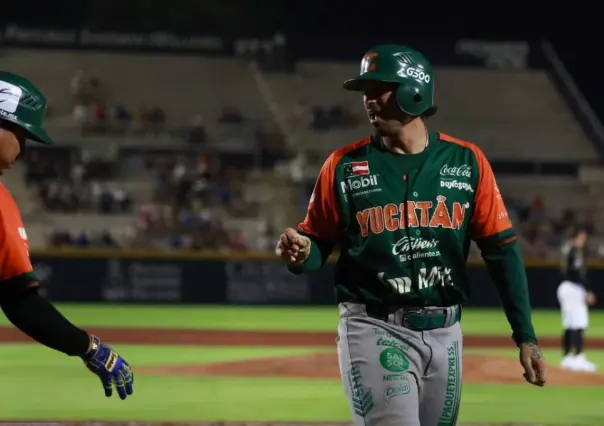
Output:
[
  {"xmin": 0, "ymin": 71, "xmax": 53, "ymax": 145},
  {"xmin": 343, "ymin": 44, "xmax": 436, "ymax": 117}
]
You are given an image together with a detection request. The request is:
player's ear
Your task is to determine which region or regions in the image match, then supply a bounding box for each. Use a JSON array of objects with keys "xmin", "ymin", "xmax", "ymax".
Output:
[{"xmin": 15, "ymin": 139, "xmax": 26, "ymax": 161}]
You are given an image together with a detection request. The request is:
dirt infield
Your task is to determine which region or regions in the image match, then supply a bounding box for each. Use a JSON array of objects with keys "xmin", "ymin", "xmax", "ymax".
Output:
[
  {"xmin": 0, "ymin": 423, "xmax": 573, "ymax": 426},
  {"xmin": 1, "ymin": 326, "xmax": 604, "ymax": 387},
  {"xmin": 139, "ymin": 352, "xmax": 604, "ymax": 387},
  {"xmin": 0, "ymin": 326, "xmax": 603, "ymax": 348}
]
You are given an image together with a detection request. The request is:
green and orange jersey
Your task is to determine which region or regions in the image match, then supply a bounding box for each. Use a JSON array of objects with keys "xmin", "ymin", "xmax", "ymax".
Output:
[
  {"xmin": 0, "ymin": 182, "xmax": 38, "ymax": 286},
  {"xmin": 298, "ymin": 131, "xmax": 515, "ymax": 307}
]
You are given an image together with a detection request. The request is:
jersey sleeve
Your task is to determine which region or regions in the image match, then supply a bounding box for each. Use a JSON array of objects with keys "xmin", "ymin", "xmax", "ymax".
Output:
[
  {"xmin": 298, "ymin": 152, "xmax": 343, "ymax": 244},
  {"xmin": 0, "ymin": 216, "xmax": 35, "ymax": 283},
  {"xmin": 469, "ymin": 147, "xmax": 514, "ymax": 243}
]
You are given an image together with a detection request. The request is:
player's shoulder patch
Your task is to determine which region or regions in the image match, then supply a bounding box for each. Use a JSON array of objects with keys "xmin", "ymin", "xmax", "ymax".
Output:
[{"xmin": 328, "ymin": 137, "xmax": 372, "ymax": 166}]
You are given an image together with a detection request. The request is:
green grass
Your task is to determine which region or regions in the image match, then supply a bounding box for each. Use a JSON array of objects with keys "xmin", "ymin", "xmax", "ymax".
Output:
[
  {"xmin": 458, "ymin": 385, "xmax": 604, "ymax": 424},
  {"xmin": 0, "ymin": 344, "xmax": 332, "ymax": 367},
  {"xmin": 0, "ymin": 344, "xmax": 349, "ymax": 422},
  {"xmin": 2, "ymin": 304, "xmax": 601, "ymax": 337},
  {"xmin": 0, "ymin": 344, "xmax": 601, "ymax": 423},
  {"xmin": 3, "ymin": 375, "xmax": 597, "ymax": 424},
  {"xmin": 465, "ymin": 347, "xmax": 604, "ymax": 366},
  {"xmin": 0, "ymin": 305, "xmax": 602, "ymax": 423}
]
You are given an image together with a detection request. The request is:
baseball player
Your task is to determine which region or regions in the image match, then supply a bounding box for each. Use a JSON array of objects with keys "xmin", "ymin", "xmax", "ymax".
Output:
[
  {"xmin": 0, "ymin": 71, "xmax": 134, "ymax": 399},
  {"xmin": 557, "ymin": 227, "xmax": 597, "ymax": 371},
  {"xmin": 276, "ymin": 44, "xmax": 547, "ymax": 426}
]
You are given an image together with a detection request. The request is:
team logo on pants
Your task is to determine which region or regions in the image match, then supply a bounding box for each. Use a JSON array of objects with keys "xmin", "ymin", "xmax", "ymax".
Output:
[{"xmin": 379, "ymin": 348, "xmax": 409, "ymax": 372}]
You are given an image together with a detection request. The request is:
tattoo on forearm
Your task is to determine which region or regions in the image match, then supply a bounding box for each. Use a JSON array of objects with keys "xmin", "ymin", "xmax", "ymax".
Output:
[{"xmin": 527, "ymin": 343, "xmax": 543, "ymax": 359}]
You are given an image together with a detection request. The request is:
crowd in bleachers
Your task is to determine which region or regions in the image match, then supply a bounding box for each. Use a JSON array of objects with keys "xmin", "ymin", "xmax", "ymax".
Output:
[
  {"xmin": 43, "ymin": 148, "xmax": 264, "ymax": 251},
  {"xmin": 468, "ymin": 193, "xmax": 600, "ymax": 260},
  {"xmin": 49, "ymin": 229, "xmax": 120, "ymax": 248},
  {"xmin": 33, "ymin": 129, "xmax": 601, "ymax": 257},
  {"xmin": 34, "ymin": 67, "xmax": 301, "ymax": 251},
  {"xmin": 71, "ymin": 71, "xmax": 169, "ymax": 137},
  {"xmin": 309, "ymin": 104, "xmax": 359, "ymax": 131},
  {"xmin": 132, "ymin": 154, "xmax": 259, "ymax": 251},
  {"xmin": 24, "ymin": 63, "xmax": 602, "ymax": 259},
  {"xmin": 25, "ymin": 145, "xmax": 132, "ymax": 215}
]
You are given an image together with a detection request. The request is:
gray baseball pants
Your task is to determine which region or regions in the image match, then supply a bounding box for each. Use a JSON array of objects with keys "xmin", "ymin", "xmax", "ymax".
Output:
[{"xmin": 337, "ymin": 302, "xmax": 463, "ymax": 426}]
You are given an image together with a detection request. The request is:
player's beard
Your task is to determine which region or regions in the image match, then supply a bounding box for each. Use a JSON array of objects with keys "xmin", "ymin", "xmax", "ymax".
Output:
[
  {"xmin": 372, "ymin": 119, "xmax": 398, "ymax": 137},
  {"xmin": 371, "ymin": 113, "xmax": 413, "ymax": 137}
]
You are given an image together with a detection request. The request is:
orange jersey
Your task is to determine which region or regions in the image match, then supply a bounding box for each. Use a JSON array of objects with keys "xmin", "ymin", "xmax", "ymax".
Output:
[{"xmin": 0, "ymin": 182, "xmax": 34, "ymax": 281}]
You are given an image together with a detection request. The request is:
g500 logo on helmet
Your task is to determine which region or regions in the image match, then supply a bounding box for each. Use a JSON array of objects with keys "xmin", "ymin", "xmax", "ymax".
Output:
[{"xmin": 394, "ymin": 52, "xmax": 431, "ymax": 84}]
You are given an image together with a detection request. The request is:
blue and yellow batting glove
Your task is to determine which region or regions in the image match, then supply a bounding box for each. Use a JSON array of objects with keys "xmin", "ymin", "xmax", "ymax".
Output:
[{"xmin": 82, "ymin": 335, "xmax": 134, "ymax": 400}]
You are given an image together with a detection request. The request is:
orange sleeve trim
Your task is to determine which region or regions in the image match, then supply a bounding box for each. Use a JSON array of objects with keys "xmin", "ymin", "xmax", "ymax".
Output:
[
  {"xmin": 439, "ymin": 133, "xmax": 513, "ymax": 239},
  {"xmin": 331, "ymin": 137, "xmax": 373, "ymax": 162},
  {"xmin": 438, "ymin": 132, "xmax": 476, "ymax": 150},
  {"xmin": 298, "ymin": 137, "xmax": 372, "ymax": 243}
]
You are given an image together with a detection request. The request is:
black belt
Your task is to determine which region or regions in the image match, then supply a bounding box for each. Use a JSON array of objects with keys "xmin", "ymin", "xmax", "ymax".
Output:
[{"xmin": 365, "ymin": 305, "xmax": 461, "ymax": 331}]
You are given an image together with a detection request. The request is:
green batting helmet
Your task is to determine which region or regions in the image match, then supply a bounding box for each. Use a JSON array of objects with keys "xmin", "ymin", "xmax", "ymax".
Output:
[
  {"xmin": 0, "ymin": 71, "xmax": 53, "ymax": 145},
  {"xmin": 343, "ymin": 44, "xmax": 436, "ymax": 117}
]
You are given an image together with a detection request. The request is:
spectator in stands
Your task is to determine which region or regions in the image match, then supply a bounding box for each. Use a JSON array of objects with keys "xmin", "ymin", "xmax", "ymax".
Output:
[
  {"xmin": 39, "ymin": 180, "xmax": 77, "ymax": 212},
  {"xmin": 133, "ymin": 105, "xmax": 150, "ymax": 133},
  {"xmin": 72, "ymin": 104, "xmax": 89, "ymax": 126},
  {"xmin": 147, "ymin": 107, "xmax": 166, "ymax": 134},
  {"xmin": 73, "ymin": 231, "xmax": 92, "ymax": 247},
  {"xmin": 256, "ymin": 126, "xmax": 291, "ymax": 164},
  {"xmin": 553, "ymin": 208, "xmax": 577, "ymax": 235},
  {"xmin": 48, "ymin": 228, "xmax": 121, "ymax": 249},
  {"xmin": 504, "ymin": 196, "xmax": 521, "ymax": 226},
  {"xmin": 216, "ymin": 170, "xmax": 232, "ymax": 206},
  {"xmin": 99, "ymin": 183, "xmax": 131, "ymax": 214},
  {"xmin": 187, "ymin": 114, "xmax": 207, "ymax": 145},
  {"xmin": 70, "ymin": 161, "xmax": 86, "ymax": 183},
  {"xmin": 172, "ymin": 158, "xmax": 187, "ymax": 182},
  {"xmin": 49, "ymin": 230, "xmax": 73, "ymax": 247},
  {"xmin": 228, "ymin": 229, "xmax": 247, "ymax": 251},
  {"xmin": 90, "ymin": 102, "xmax": 107, "ymax": 133},
  {"xmin": 70, "ymin": 69, "xmax": 85, "ymax": 97},
  {"xmin": 98, "ymin": 230, "xmax": 119, "ymax": 247},
  {"xmin": 112, "ymin": 104, "xmax": 132, "ymax": 132},
  {"xmin": 583, "ymin": 211, "xmax": 596, "ymax": 235},
  {"xmin": 531, "ymin": 224, "xmax": 552, "ymax": 259},
  {"xmin": 528, "ymin": 196, "xmax": 547, "ymax": 224},
  {"xmin": 169, "ymin": 234, "xmax": 186, "ymax": 249}
]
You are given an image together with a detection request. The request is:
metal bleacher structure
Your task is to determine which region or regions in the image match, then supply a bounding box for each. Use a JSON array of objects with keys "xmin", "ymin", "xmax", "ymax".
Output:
[{"xmin": 1, "ymin": 48, "xmax": 603, "ymax": 248}]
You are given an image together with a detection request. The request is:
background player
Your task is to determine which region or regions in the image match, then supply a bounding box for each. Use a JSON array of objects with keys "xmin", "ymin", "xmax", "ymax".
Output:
[
  {"xmin": 276, "ymin": 44, "xmax": 547, "ymax": 426},
  {"xmin": 557, "ymin": 227, "xmax": 597, "ymax": 371},
  {"xmin": 0, "ymin": 71, "xmax": 134, "ymax": 399}
]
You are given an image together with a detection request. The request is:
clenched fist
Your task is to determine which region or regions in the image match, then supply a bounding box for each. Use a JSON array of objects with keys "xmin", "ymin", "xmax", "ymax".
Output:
[
  {"xmin": 275, "ymin": 228, "xmax": 311, "ymax": 265},
  {"xmin": 519, "ymin": 342, "xmax": 547, "ymax": 387}
]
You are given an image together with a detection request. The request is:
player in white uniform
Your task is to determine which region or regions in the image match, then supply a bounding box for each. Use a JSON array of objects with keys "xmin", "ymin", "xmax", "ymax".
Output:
[{"xmin": 556, "ymin": 228, "xmax": 597, "ymax": 371}]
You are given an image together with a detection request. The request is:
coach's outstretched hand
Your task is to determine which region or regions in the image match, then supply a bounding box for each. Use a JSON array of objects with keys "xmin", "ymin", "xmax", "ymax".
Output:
[
  {"xmin": 519, "ymin": 342, "xmax": 547, "ymax": 387},
  {"xmin": 82, "ymin": 335, "xmax": 134, "ymax": 400}
]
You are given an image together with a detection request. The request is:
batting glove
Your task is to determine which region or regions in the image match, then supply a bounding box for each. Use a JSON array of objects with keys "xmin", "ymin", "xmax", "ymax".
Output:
[{"xmin": 82, "ymin": 335, "xmax": 134, "ymax": 400}]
